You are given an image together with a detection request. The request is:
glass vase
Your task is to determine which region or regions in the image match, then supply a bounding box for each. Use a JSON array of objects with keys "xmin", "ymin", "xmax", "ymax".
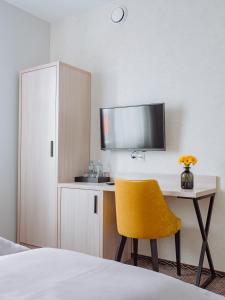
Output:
[{"xmin": 181, "ymin": 166, "xmax": 194, "ymax": 189}]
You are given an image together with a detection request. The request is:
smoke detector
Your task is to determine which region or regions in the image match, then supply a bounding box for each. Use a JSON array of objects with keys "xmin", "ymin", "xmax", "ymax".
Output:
[{"xmin": 111, "ymin": 6, "xmax": 127, "ymax": 23}]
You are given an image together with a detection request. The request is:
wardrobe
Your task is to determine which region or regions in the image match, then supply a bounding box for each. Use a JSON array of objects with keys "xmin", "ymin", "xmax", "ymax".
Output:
[{"xmin": 17, "ymin": 62, "xmax": 91, "ymax": 248}]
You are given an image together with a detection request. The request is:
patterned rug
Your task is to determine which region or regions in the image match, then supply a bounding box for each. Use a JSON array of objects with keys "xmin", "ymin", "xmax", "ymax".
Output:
[{"xmin": 126, "ymin": 256, "xmax": 225, "ymax": 296}]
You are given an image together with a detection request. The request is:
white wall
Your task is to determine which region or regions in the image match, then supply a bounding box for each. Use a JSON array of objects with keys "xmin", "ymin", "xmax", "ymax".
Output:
[
  {"xmin": 50, "ymin": 0, "xmax": 225, "ymax": 271},
  {"xmin": 0, "ymin": 0, "xmax": 49, "ymax": 241}
]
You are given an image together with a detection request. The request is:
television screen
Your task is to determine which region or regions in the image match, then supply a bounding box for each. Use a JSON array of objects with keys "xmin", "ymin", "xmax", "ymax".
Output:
[{"xmin": 100, "ymin": 103, "xmax": 165, "ymax": 150}]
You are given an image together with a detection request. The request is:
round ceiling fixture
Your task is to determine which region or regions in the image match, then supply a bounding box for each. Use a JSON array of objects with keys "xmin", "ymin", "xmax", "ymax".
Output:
[{"xmin": 111, "ymin": 6, "xmax": 127, "ymax": 23}]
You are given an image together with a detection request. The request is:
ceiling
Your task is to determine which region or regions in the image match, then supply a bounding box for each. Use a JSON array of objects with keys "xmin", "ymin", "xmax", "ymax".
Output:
[{"xmin": 5, "ymin": 0, "xmax": 113, "ymax": 22}]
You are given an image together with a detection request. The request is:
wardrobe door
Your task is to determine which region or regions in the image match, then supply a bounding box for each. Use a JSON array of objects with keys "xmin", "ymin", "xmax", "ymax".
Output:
[
  {"xmin": 60, "ymin": 188, "xmax": 101, "ymax": 257},
  {"xmin": 19, "ymin": 66, "xmax": 57, "ymax": 247}
]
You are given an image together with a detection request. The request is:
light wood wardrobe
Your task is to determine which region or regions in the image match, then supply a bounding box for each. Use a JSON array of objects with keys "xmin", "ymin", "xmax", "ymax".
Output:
[{"xmin": 17, "ymin": 62, "xmax": 91, "ymax": 248}]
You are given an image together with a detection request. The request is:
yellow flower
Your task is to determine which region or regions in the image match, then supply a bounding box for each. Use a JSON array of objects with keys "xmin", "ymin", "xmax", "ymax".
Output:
[
  {"xmin": 178, "ymin": 156, "xmax": 184, "ymax": 164},
  {"xmin": 178, "ymin": 155, "xmax": 198, "ymax": 166},
  {"xmin": 187, "ymin": 155, "xmax": 198, "ymax": 165}
]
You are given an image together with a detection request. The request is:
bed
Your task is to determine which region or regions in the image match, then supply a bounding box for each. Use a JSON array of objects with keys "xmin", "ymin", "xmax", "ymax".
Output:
[{"xmin": 0, "ymin": 246, "xmax": 224, "ymax": 300}]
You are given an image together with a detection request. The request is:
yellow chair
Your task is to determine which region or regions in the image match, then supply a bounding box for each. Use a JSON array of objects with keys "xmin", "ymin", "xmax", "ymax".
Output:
[{"xmin": 115, "ymin": 178, "xmax": 182, "ymax": 275}]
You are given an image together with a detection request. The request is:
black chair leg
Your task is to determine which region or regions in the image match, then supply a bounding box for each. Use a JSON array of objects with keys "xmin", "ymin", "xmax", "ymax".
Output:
[
  {"xmin": 150, "ymin": 239, "xmax": 159, "ymax": 272},
  {"xmin": 133, "ymin": 238, "xmax": 138, "ymax": 266},
  {"xmin": 115, "ymin": 236, "xmax": 127, "ymax": 262},
  {"xmin": 175, "ymin": 230, "xmax": 181, "ymax": 276}
]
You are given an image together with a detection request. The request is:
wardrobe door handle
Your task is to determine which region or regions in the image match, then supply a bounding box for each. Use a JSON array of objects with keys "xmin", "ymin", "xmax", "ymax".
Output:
[
  {"xmin": 50, "ymin": 141, "xmax": 54, "ymax": 157},
  {"xmin": 94, "ymin": 195, "xmax": 98, "ymax": 214}
]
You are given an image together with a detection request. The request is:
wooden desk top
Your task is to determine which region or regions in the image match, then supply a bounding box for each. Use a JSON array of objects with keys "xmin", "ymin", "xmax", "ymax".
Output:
[{"xmin": 58, "ymin": 174, "xmax": 217, "ymax": 199}]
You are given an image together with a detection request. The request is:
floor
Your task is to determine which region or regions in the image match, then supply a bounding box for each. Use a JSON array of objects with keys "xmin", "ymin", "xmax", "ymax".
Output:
[{"xmin": 127, "ymin": 256, "xmax": 225, "ymax": 297}]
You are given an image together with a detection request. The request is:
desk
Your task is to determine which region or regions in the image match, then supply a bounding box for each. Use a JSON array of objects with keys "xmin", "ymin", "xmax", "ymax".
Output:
[{"xmin": 58, "ymin": 174, "xmax": 217, "ymax": 288}]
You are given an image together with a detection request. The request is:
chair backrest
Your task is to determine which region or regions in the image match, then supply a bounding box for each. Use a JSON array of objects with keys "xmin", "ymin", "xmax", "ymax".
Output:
[{"xmin": 115, "ymin": 178, "xmax": 180, "ymax": 239}]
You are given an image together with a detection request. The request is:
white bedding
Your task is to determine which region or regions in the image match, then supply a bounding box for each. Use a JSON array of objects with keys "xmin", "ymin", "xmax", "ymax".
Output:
[
  {"xmin": 0, "ymin": 248, "xmax": 223, "ymax": 300},
  {"xmin": 0, "ymin": 237, "xmax": 28, "ymax": 256}
]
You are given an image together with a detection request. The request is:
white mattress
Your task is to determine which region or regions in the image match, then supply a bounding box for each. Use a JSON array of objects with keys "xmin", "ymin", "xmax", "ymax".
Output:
[{"xmin": 0, "ymin": 248, "xmax": 223, "ymax": 300}]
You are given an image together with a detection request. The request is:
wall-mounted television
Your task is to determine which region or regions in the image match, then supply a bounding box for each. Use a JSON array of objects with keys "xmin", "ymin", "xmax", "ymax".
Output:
[{"xmin": 100, "ymin": 103, "xmax": 165, "ymax": 151}]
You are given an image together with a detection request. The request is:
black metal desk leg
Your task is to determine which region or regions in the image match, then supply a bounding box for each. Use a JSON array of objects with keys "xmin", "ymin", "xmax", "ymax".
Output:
[{"xmin": 193, "ymin": 194, "xmax": 216, "ymax": 288}]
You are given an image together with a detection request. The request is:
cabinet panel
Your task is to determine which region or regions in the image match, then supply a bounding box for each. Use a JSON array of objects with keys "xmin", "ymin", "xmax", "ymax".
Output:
[
  {"xmin": 19, "ymin": 66, "xmax": 57, "ymax": 247},
  {"xmin": 60, "ymin": 188, "xmax": 101, "ymax": 256},
  {"xmin": 58, "ymin": 64, "xmax": 91, "ymax": 182}
]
